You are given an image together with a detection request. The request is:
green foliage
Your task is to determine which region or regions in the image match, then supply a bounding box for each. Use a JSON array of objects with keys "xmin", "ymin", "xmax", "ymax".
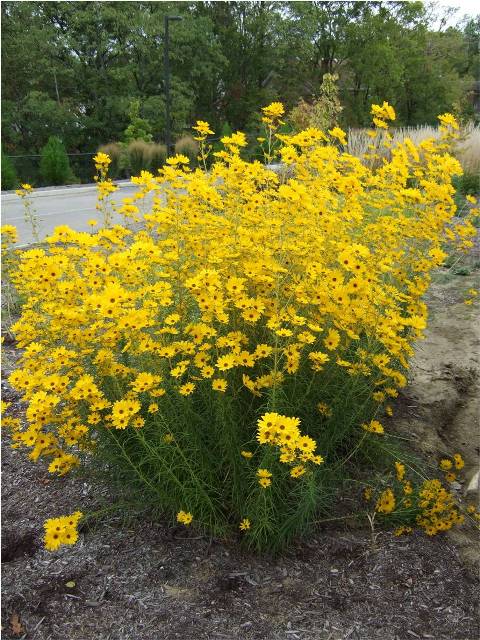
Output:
[
  {"xmin": 219, "ymin": 122, "xmax": 233, "ymax": 139},
  {"xmin": 92, "ymin": 364, "xmax": 382, "ymax": 551},
  {"xmin": 141, "ymin": 96, "xmax": 167, "ymax": 141},
  {"xmin": 123, "ymin": 99, "xmax": 153, "ymax": 144},
  {"xmin": 196, "ymin": 1, "xmax": 280, "ymax": 129},
  {"xmin": 1, "ymin": 1, "xmax": 478, "ymax": 156},
  {"xmin": 278, "ymin": 1, "xmax": 476, "ymax": 126},
  {"xmin": 453, "ymin": 172, "xmax": 480, "ymax": 197},
  {"xmin": 213, "ymin": 122, "xmax": 233, "ymax": 154},
  {"xmin": 1, "ymin": 150, "xmax": 17, "ymax": 190},
  {"xmin": 39, "ymin": 136, "xmax": 74, "ymax": 186},
  {"xmin": 453, "ymin": 266, "xmax": 471, "ymax": 276}
]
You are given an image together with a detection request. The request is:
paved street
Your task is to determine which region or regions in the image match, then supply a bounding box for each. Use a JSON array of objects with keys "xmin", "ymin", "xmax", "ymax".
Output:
[{"xmin": 1, "ymin": 182, "xmax": 151, "ymax": 245}]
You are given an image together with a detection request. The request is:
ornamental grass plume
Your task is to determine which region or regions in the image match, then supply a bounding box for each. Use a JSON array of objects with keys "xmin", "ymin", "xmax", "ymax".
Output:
[
  {"xmin": 174, "ymin": 135, "xmax": 199, "ymax": 166},
  {"xmin": 347, "ymin": 122, "xmax": 480, "ymax": 179},
  {"xmin": 3, "ymin": 101, "xmax": 478, "ymax": 552}
]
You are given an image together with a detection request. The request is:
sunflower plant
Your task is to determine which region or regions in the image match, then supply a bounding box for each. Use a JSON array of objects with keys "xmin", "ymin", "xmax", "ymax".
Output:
[{"xmin": 2, "ymin": 102, "xmax": 477, "ymax": 552}]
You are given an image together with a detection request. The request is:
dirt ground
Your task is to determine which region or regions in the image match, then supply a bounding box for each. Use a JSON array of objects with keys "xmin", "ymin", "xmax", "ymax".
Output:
[
  {"xmin": 2, "ymin": 241, "xmax": 480, "ymax": 640},
  {"xmin": 393, "ymin": 266, "xmax": 480, "ymax": 569}
]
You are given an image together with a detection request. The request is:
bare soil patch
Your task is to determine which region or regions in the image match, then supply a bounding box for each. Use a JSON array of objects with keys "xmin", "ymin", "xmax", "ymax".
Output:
[{"xmin": 393, "ymin": 263, "xmax": 480, "ymax": 568}]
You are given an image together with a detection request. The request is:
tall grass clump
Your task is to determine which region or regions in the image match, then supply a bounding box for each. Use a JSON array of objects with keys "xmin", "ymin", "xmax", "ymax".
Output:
[
  {"xmin": 455, "ymin": 124, "xmax": 480, "ymax": 196},
  {"xmin": 98, "ymin": 141, "xmax": 167, "ymax": 179},
  {"xmin": 456, "ymin": 124, "xmax": 480, "ymax": 175},
  {"xmin": 148, "ymin": 143, "xmax": 167, "ymax": 173},
  {"xmin": 97, "ymin": 143, "xmax": 123, "ymax": 179},
  {"xmin": 175, "ymin": 135, "xmax": 199, "ymax": 166},
  {"xmin": 4, "ymin": 103, "xmax": 478, "ymax": 553},
  {"xmin": 120, "ymin": 140, "xmax": 169, "ymax": 176},
  {"xmin": 123, "ymin": 139, "xmax": 152, "ymax": 176}
]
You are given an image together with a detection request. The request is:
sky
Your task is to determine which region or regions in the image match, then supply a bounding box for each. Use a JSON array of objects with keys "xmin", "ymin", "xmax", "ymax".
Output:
[{"xmin": 432, "ymin": 0, "xmax": 479, "ymax": 27}]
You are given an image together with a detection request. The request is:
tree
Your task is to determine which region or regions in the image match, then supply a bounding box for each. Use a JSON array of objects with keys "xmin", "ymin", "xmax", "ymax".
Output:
[
  {"xmin": 1, "ymin": 0, "xmax": 477, "ymax": 163},
  {"xmin": 39, "ymin": 136, "xmax": 74, "ymax": 185},
  {"xmin": 399, "ymin": 26, "xmax": 475, "ymax": 124},
  {"xmin": 198, "ymin": 1, "xmax": 283, "ymax": 129}
]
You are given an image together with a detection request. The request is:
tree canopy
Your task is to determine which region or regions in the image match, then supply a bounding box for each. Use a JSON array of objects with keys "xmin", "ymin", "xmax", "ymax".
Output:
[{"xmin": 2, "ymin": 1, "xmax": 478, "ymax": 155}]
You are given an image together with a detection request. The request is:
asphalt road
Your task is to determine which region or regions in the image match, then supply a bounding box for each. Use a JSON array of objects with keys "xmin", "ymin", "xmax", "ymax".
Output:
[
  {"xmin": 1, "ymin": 182, "xmax": 150, "ymax": 245},
  {"xmin": 1, "ymin": 166, "xmax": 280, "ymax": 246}
]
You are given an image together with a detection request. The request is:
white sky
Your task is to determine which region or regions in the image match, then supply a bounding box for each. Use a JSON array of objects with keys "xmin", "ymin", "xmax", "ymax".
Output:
[{"xmin": 431, "ymin": 0, "xmax": 479, "ymax": 27}]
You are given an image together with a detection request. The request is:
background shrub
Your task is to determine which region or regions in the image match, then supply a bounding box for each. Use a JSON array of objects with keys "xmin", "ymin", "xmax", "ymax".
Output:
[
  {"xmin": 148, "ymin": 143, "xmax": 167, "ymax": 173},
  {"xmin": 452, "ymin": 172, "xmax": 479, "ymax": 197},
  {"xmin": 1, "ymin": 150, "xmax": 17, "ymax": 190},
  {"xmin": 175, "ymin": 135, "xmax": 199, "ymax": 166},
  {"xmin": 288, "ymin": 73, "xmax": 343, "ymax": 133},
  {"xmin": 124, "ymin": 139, "xmax": 151, "ymax": 176},
  {"xmin": 39, "ymin": 136, "xmax": 75, "ymax": 186},
  {"xmin": 123, "ymin": 99, "xmax": 153, "ymax": 144},
  {"xmin": 213, "ymin": 122, "xmax": 233, "ymax": 155},
  {"xmin": 97, "ymin": 143, "xmax": 123, "ymax": 180}
]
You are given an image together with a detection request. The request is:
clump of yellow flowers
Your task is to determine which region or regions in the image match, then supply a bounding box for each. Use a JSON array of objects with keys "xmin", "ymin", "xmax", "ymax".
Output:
[
  {"xmin": 43, "ymin": 511, "xmax": 83, "ymax": 551},
  {"xmin": 365, "ymin": 454, "xmax": 469, "ymax": 537},
  {"xmin": 3, "ymin": 101, "xmax": 477, "ymax": 552},
  {"xmin": 256, "ymin": 412, "xmax": 324, "ymax": 479},
  {"xmin": 176, "ymin": 510, "xmax": 193, "ymax": 526}
]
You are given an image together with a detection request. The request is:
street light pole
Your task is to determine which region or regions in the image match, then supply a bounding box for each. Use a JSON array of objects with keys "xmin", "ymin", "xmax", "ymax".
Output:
[{"xmin": 164, "ymin": 15, "xmax": 182, "ymax": 158}]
